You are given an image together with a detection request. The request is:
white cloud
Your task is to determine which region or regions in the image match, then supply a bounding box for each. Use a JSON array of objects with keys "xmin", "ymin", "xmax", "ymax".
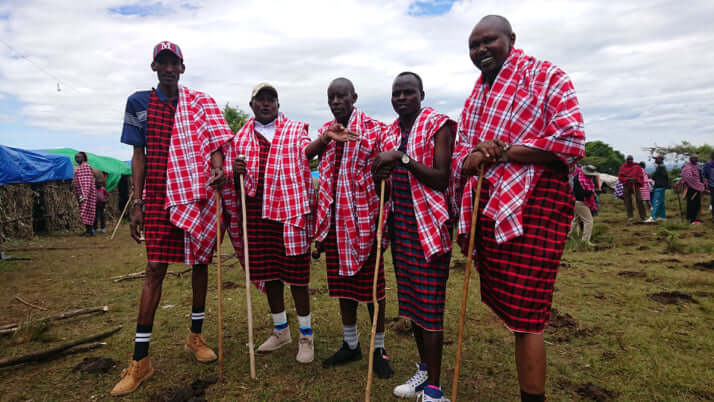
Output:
[{"xmin": 0, "ymin": 0, "xmax": 712, "ymax": 163}]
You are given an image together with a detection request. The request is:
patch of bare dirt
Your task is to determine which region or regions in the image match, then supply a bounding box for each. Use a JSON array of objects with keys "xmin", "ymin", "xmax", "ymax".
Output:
[
  {"xmin": 691, "ymin": 260, "xmax": 714, "ymax": 271},
  {"xmin": 693, "ymin": 291, "xmax": 714, "ymax": 298},
  {"xmin": 576, "ymin": 382, "xmax": 616, "ymax": 401},
  {"xmin": 72, "ymin": 357, "xmax": 118, "ymax": 374},
  {"xmin": 308, "ymin": 288, "xmax": 326, "ymax": 295},
  {"xmin": 451, "ymin": 260, "xmax": 466, "ymax": 270},
  {"xmin": 387, "ymin": 316, "xmax": 411, "ymax": 335},
  {"xmin": 618, "ymin": 271, "xmax": 646, "ymax": 278},
  {"xmin": 546, "ymin": 309, "xmax": 601, "ymax": 343},
  {"xmin": 639, "ymin": 257, "xmax": 681, "ymax": 264},
  {"xmin": 648, "ymin": 291, "xmax": 699, "ymax": 305},
  {"xmin": 601, "ymin": 351, "xmax": 616, "ymax": 361},
  {"xmin": 221, "ymin": 281, "xmax": 239, "ymax": 290},
  {"xmin": 148, "ymin": 377, "xmax": 217, "ymax": 402}
]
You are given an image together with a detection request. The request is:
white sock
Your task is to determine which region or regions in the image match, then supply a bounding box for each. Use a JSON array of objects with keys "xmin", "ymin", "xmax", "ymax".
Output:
[
  {"xmin": 298, "ymin": 313, "xmax": 312, "ymax": 336},
  {"xmin": 343, "ymin": 324, "xmax": 358, "ymax": 349},
  {"xmin": 375, "ymin": 332, "xmax": 385, "ymax": 349},
  {"xmin": 272, "ymin": 311, "xmax": 288, "ymax": 330}
]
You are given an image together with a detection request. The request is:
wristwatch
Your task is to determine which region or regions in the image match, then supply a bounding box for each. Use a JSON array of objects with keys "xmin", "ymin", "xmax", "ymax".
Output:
[{"xmin": 401, "ymin": 153, "xmax": 411, "ymax": 165}]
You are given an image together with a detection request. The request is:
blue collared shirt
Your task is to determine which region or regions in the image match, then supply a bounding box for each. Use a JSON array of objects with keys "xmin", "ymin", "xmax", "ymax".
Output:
[{"xmin": 120, "ymin": 87, "xmax": 177, "ymax": 147}]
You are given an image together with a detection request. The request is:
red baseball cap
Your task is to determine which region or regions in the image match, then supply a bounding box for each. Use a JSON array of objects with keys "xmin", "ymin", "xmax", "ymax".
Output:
[{"xmin": 153, "ymin": 41, "xmax": 183, "ymax": 61}]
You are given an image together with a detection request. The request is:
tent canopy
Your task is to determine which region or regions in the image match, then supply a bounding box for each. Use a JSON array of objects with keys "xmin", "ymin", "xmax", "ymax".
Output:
[
  {"xmin": 0, "ymin": 145, "xmax": 74, "ymax": 185},
  {"xmin": 41, "ymin": 148, "xmax": 131, "ymax": 192}
]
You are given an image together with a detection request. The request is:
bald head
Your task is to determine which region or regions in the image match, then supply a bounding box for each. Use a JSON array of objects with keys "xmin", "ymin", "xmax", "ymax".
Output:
[
  {"xmin": 328, "ymin": 77, "xmax": 355, "ymax": 96},
  {"xmin": 475, "ymin": 15, "xmax": 513, "ymax": 37}
]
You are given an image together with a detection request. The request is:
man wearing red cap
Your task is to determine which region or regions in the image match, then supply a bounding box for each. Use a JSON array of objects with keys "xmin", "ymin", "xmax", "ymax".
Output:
[{"xmin": 112, "ymin": 41, "xmax": 234, "ymax": 396}]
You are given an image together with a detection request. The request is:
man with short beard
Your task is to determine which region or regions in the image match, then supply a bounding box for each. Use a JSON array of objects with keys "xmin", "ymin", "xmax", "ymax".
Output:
[
  {"xmin": 453, "ymin": 16, "xmax": 585, "ymax": 402},
  {"xmin": 112, "ymin": 41, "xmax": 233, "ymax": 396}
]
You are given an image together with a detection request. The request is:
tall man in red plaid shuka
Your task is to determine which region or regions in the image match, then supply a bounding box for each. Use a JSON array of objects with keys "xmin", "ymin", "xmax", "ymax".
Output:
[
  {"xmin": 72, "ymin": 151, "xmax": 96, "ymax": 237},
  {"xmin": 229, "ymin": 82, "xmax": 356, "ymax": 364},
  {"xmin": 314, "ymin": 78, "xmax": 394, "ymax": 380},
  {"xmin": 111, "ymin": 41, "xmax": 233, "ymax": 396},
  {"xmin": 453, "ymin": 16, "xmax": 585, "ymax": 402}
]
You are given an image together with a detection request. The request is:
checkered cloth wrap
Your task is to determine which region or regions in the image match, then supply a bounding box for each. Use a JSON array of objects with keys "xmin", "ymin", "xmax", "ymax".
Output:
[
  {"xmin": 73, "ymin": 162, "xmax": 96, "ymax": 225},
  {"xmin": 575, "ymin": 166, "xmax": 597, "ymax": 212},
  {"xmin": 227, "ymin": 113, "xmax": 314, "ymax": 256},
  {"xmin": 162, "ymin": 86, "xmax": 234, "ymax": 263},
  {"xmin": 315, "ymin": 108, "xmax": 388, "ymax": 276},
  {"xmin": 452, "ymin": 48, "xmax": 585, "ymax": 244},
  {"xmin": 617, "ymin": 162, "xmax": 644, "ymax": 189},
  {"xmin": 382, "ymin": 107, "xmax": 456, "ymax": 261},
  {"xmin": 476, "ymin": 169, "xmax": 573, "ymax": 333}
]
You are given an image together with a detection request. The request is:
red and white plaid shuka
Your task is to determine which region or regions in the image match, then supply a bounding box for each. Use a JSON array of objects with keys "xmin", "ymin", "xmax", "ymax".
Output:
[
  {"xmin": 73, "ymin": 162, "xmax": 96, "ymax": 225},
  {"xmin": 452, "ymin": 48, "xmax": 586, "ymax": 244},
  {"xmin": 382, "ymin": 107, "xmax": 456, "ymax": 261},
  {"xmin": 315, "ymin": 108, "xmax": 388, "ymax": 276},
  {"xmin": 226, "ymin": 113, "xmax": 314, "ymax": 256},
  {"xmin": 161, "ymin": 86, "xmax": 234, "ymax": 264}
]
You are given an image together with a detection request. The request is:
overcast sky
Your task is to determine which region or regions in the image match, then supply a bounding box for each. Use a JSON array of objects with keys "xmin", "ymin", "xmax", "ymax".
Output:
[{"xmin": 0, "ymin": 0, "xmax": 712, "ymax": 163}]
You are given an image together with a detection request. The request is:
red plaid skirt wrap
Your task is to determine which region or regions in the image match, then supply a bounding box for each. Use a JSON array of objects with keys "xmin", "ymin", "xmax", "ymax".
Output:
[
  {"xmin": 163, "ymin": 86, "xmax": 234, "ymax": 264},
  {"xmin": 240, "ymin": 133, "xmax": 310, "ymax": 287},
  {"xmin": 382, "ymin": 107, "xmax": 456, "ymax": 261},
  {"xmin": 144, "ymin": 90, "xmax": 189, "ymax": 263},
  {"xmin": 226, "ymin": 114, "xmax": 314, "ymax": 257},
  {"xmin": 452, "ymin": 48, "xmax": 585, "ymax": 244},
  {"xmin": 315, "ymin": 108, "xmax": 388, "ymax": 277},
  {"xmin": 474, "ymin": 169, "xmax": 573, "ymax": 333},
  {"xmin": 73, "ymin": 162, "xmax": 96, "ymax": 225},
  {"xmin": 324, "ymin": 141, "xmax": 385, "ymax": 302}
]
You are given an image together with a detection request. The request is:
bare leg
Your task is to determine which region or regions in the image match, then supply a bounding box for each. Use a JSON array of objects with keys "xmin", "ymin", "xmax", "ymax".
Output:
[
  {"xmin": 366, "ymin": 300, "xmax": 386, "ymax": 333},
  {"xmin": 515, "ymin": 332, "xmax": 546, "ymax": 394},
  {"xmin": 289, "ymin": 285, "xmax": 310, "ymax": 317},
  {"xmin": 137, "ymin": 262, "xmax": 168, "ymax": 325},
  {"xmin": 422, "ymin": 329, "xmax": 444, "ymax": 386},
  {"xmin": 191, "ymin": 263, "xmax": 208, "ymax": 310},
  {"xmin": 339, "ymin": 298, "xmax": 358, "ymax": 326},
  {"xmin": 265, "ymin": 280, "xmax": 286, "ymax": 314},
  {"xmin": 412, "ymin": 322, "xmax": 425, "ymax": 362}
]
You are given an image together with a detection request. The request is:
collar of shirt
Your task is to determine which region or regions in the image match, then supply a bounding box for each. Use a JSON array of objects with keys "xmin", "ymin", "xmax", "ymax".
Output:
[
  {"xmin": 154, "ymin": 86, "xmax": 178, "ymax": 106},
  {"xmin": 254, "ymin": 119, "xmax": 277, "ymax": 143}
]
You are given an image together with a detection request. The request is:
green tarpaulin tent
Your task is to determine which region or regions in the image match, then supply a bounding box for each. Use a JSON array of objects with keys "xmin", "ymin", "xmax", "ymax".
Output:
[{"xmin": 42, "ymin": 148, "xmax": 131, "ymax": 192}]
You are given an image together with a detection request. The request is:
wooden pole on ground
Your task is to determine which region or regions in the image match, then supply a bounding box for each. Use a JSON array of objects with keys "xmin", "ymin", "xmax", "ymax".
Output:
[
  {"xmin": 215, "ymin": 192, "xmax": 224, "ymax": 383},
  {"xmin": 364, "ymin": 180, "xmax": 386, "ymax": 402},
  {"xmin": 111, "ymin": 191, "xmax": 133, "ymax": 240},
  {"xmin": 239, "ymin": 173, "xmax": 257, "ymax": 380},
  {"xmin": 451, "ymin": 167, "xmax": 485, "ymax": 402}
]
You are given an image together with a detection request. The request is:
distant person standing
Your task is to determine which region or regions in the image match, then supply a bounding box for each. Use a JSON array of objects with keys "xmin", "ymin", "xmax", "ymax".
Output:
[
  {"xmin": 681, "ymin": 154, "xmax": 705, "ymax": 224},
  {"xmin": 72, "ymin": 152, "xmax": 96, "ymax": 236},
  {"xmin": 618, "ymin": 155, "xmax": 646, "ymax": 222},
  {"xmin": 639, "ymin": 161, "xmax": 651, "ymax": 211},
  {"xmin": 94, "ymin": 182, "xmax": 109, "ymax": 233},
  {"xmin": 649, "ymin": 155, "xmax": 668, "ymax": 221},
  {"xmin": 703, "ymin": 152, "xmax": 714, "ymax": 223},
  {"xmin": 569, "ymin": 166, "xmax": 596, "ymax": 243}
]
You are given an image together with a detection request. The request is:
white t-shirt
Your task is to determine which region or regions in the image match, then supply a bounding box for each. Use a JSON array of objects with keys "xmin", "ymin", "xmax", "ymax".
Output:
[{"xmin": 254, "ymin": 119, "xmax": 276, "ymax": 143}]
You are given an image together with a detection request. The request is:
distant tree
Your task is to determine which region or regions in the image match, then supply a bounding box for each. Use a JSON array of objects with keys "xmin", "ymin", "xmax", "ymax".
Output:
[
  {"xmin": 222, "ymin": 103, "xmax": 249, "ymax": 133},
  {"xmin": 645, "ymin": 141, "xmax": 713, "ymax": 162},
  {"xmin": 580, "ymin": 140, "xmax": 625, "ymax": 175}
]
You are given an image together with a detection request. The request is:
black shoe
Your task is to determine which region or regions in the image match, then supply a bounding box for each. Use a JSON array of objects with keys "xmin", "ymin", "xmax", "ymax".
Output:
[
  {"xmin": 372, "ymin": 347, "xmax": 394, "ymax": 379},
  {"xmin": 322, "ymin": 341, "xmax": 361, "ymax": 368}
]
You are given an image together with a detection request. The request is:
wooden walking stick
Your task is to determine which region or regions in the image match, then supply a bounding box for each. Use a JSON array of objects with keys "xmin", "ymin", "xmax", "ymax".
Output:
[
  {"xmin": 215, "ymin": 191, "xmax": 224, "ymax": 383},
  {"xmin": 451, "ymin": 166, "xmax": 485, "ymax": 402},
  {"xmin": 239, "ymin": 167, "xmax": 257, "ymax": 380},
  {"xmin": 365, "ymin": 180, "xmax": 386, "ymax": 402},
  {"xmin": 110, "ymin": 191, "xmax": 133, "ymax": 240}
]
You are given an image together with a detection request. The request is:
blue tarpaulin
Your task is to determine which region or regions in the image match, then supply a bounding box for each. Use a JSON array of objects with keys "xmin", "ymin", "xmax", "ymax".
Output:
[{"xmin": 0, "ymin": 145, "xmax": 74, "ymax": 185}]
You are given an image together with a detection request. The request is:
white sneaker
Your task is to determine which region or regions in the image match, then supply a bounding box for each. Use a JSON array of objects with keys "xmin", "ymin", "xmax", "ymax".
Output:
[
  {"xmin": 644, "ymin": 217, "xmax": 656, "ymax": 223},
  {"xmin": 256, "ymin": 327, "xmax": 292, "ymax": 353},
  {"xmin": 418, "ymin": 389, "xmax": 451, "ymax": 402},
  {"xmin": 393, "ymin": 363, "xmax": 428, "ymax": 398}
]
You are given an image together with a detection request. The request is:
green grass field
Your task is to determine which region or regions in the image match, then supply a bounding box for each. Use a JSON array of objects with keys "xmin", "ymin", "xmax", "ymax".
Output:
[{"xmin": 0, "ymin": 193, "xmax": 712, "ymax": 401}]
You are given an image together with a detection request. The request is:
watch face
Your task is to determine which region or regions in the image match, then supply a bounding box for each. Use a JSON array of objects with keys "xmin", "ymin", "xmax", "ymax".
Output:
[{"xmin": 401, "ymin": 154, "xmax": 410, "ymax": 164}]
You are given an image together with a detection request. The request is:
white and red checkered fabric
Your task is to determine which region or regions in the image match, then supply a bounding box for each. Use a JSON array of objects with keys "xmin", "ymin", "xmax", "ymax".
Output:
[
  {"xmin": 226, "ymin": 113, "xmax": 314, "ymax": 256},
  {"xmin": 163, "ymin": 86, "xmax": 234, "ymax": 260},
  {"xmin": 73, "ymin": 162, "xmax": 96, "ymax": 225},
  {"xmin": 315, "ymin": 108, "xmax": 387, "ymax": 276},
  {"xmin": 452, "ymin": 48, "xmax": 585, "ymax": 244},
  {"xmin": 383, "ymin": 107, "xmax": 456, "ymax": 261}
]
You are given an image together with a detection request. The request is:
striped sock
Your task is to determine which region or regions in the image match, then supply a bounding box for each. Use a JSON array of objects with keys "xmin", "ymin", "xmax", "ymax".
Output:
[
  {"xmin": 272, "ymin": 311, "xmax": 288, "ymax": 331},
  {"xmin": 191, "ymin": 306, "xmax": 205, "ymax": 333},
  {"xmin": 343, "ymin": 324, "xmax": 358, "ymax": 350},
  {"xmin": 375, "ymin": 332, "xmax": 385, "ymax": 349},
  {"xmin": 298, "ymin": 313, "xmax": 312, "ymax": 336},
  {"xmin": 133, "ymin": 324, "xmax": 152, "ymax": 361}
]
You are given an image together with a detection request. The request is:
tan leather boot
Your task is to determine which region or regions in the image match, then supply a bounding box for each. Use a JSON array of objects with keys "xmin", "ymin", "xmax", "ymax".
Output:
[
  {"xmin": 257, "ymin": 327, "xmax": 292, "ymax": 353},
  {"xmin": 184, "ymin": 332, "xmax": 217, "ymax": 363},
  {"xmin": 110, "ymin": 356, "xmax": 154, "ymax": 396}
]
